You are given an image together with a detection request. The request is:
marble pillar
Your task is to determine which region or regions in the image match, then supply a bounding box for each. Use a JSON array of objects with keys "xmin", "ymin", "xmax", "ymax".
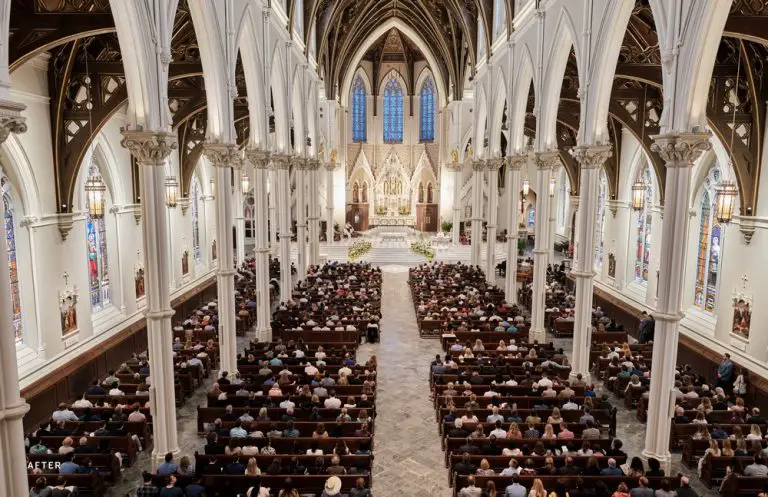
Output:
[
  {"xmin": 451, "ymin": 164, "xmax": 462, "ymax": 244},
  {"xmin": 529, "ymin": 151, "xmax": 558, "ymax": 343},
  {"xmin": 234, "ymin": 168, "xmax": 246, "ymax": 266},
  {"xmin": 485, "ymin": 159, "xmax": 502, "ymax": 284},
  {"xmin": 569, "ymin": 145, "xmax": 612, "ymax": 382},
  {"xmin": 121, "ymin": 130, "xmax": 180, "ymax": 468},
  {"xmin": 245, "ymin": 150, "xmax": 272, "ymax": 342},
  {"xmin": 269, "ymin": 169, "xmax": 278, "ymax": 253},
  {"xmin": 326, "ymin": 163, "xmax": 337, "ymax": 245},
  {"xmin": 504, "ymin": 155, "xmax": 526, "ymax": 304},
  {"xmin": 295, "ymin": 159, "xmax": 308, "ymax": 280},
  {"xmin": 642, "ymin": 132, "xmax": 711, "ymax": 472},
  {"xmin": 470, "ymin": 160, "xmax": 485, "ymax": 267},
  {"xmin": 273, "ymin": 155, "xmax": 293, "ymax": 302},
  {"xmin": 0, "ymin": 101, "xmax": 31, "ymax": 496},
  {"xmin": 308, "ymin": 160, "xmax": 321, "ymax": 267},
  {"xmin": 202, "ymin": 143, "xmax": 239, "ymax": 376}
]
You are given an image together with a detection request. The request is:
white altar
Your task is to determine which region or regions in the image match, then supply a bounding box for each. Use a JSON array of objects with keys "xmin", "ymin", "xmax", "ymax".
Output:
[{"xmin": 370, "ymin": 214, "xmax": 416, "ymax": 227}]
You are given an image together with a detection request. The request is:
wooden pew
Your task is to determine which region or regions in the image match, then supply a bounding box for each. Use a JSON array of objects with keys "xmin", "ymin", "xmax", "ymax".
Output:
[
  {"xmin": 454, "ymin": 475, "xmax": 681, "ymax": 497},
  {"xmin": 37, "ymin": 435, "xmax": 138, "ymax": 466},
  {"xmin": 206, "ymin": 394, "xmax": 375, "ymax": 408},
  {"xmin": 154, "ymin": 474, "xmax": 370, "ymax": 495},
  {"xmin": 669, "ymin": 421, "xmax": 767, "ymax": 450},
  {"xmin": 26, "ymin": 473, "xmax": 104, "ymax": 497},
  {"xmin": 443, "ymin": 437, "xmax": 613, "ymax": 466},
  {"xmin": 27, "ymin": 453, "xmax": 121, "ymax": 481},
  {"xmin": 197, "ymin": 407, "xmax": 375, "ymax": 432}
]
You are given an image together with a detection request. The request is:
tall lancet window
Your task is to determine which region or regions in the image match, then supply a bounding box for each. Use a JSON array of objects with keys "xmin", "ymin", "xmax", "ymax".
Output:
[
  {"xmin": 1, "ymin": 175, "xmax": 21, "ymax": 342},
  {"xmin": 383, "ymin": 74, "xmax": 403, "ymax": 143},
  {"xmin": 594, "ymin": 169, "xmax": 608, "ymax": 271},
  {"xmin": 694, "ymin": 166, "xmax": 723, "ymax": 313},
  {"xmin": 84, "ymin": 164, "xmax": 111, "ymax": 309},
  {"xmin": 352, "ymin": 75, "xmax": 367, "ymax": 143},
  {"xmin": 192, "ymin": 178, "xmax": 201, "ymax": 263},
  {"xmin": 634, "ymin": 164, "xmax": 654, "ymax": 284},
  {"xmin": 420, "ymin": 76, "xmax": 435, "ymax": 142}
]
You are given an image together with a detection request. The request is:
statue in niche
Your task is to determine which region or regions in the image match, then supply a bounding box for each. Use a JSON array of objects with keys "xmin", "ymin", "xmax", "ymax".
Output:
[
  {"xmin": 418, "ymin": 182, "xmax": 424, "ymax": 203},
  {"xmin": 608, "ymin": 253, "xmax": 616, "ymax": 278},
  {"xmin": 60, "ymin": 293, "xmax": 78, "ymax": 336},
  {"xmin": 450, "ymin": 148, "xmax": 459, "ymax": 165},
  {"xmin": 330, "ymin": 148, "xmax": 338, "ymax": 164},
  {"xmin": 352, "ymin": 182, "xmax": 360, "ymax": 203},
  {"xmin": 135, "ymin": 268, "xmax": 145, "ymax": 298},
  {"xmin": 361, "ymin": 182, "xmax": 368, "ymax": 203},
  {"xmin": 427, "ymin": 183, "xmax": 434, "ymax": 203}
]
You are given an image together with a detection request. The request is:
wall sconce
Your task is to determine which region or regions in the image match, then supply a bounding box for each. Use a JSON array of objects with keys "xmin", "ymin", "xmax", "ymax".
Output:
[
  {"xmin": 241, "ymin": 173, "xmax": 250, "ymax": 195},
  {"xmin": 84, "ymin": 174, "xmax": 106, "ymax": 218},
  {"xmin": 165, "ymin": 176, "xmax": 178, "ymax": 208},
  {"xmin": 522, "ymin": 178, "xmax": 530, "ymax": 198},
  {"xmin": 549, "ymin": 177, "xmax": 556, "ymax": 197},
  {"xmin": 631, "ymin": 181, "xmax": 645, "ymax": 211},
  {"xmin": 715, "ymin": 181, "xmax": 738, "ymax": 223}
]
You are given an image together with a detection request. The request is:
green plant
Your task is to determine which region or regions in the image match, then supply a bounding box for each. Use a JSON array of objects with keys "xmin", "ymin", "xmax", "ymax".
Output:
[
  {"xmin": 517, "ymin": 238, "xmax": 527, "ymax": 254},
  {"xmin": 441, "ymin": 220, "xmax": 453, "ymax": 233},
  {"xmin": 348, "ymin": 240, "xmax": 372, "ymax": 261}
]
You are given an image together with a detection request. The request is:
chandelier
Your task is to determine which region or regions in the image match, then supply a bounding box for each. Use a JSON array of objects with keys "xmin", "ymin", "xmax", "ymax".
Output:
[
  {"xmin": 165, "ymin": 175, "xmax": 178, "ymax": 208},
  {"xmin": 84, "ymin": 173, "xmax": 106, "ymax": 218}
]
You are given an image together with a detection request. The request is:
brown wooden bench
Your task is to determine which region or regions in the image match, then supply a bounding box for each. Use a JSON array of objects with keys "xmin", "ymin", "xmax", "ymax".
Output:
[{"xmin": 454, "ymin": 475, "xmax": 680, "ymax": 497}]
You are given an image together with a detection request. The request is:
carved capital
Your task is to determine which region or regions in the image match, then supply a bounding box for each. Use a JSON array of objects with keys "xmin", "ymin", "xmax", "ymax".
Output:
[
  {"xmin": 739, "ymin": 217, "xmax": 756, "ymax": 245},
  {"xmin": 295, "ymin": 158, "xmax": 313, "ymax": 171},
  {"xmin": 121, "ymin": 130, "xmax": 178, "ymax": 165},
  {"xmin": 472, "ymin": 160, "xmax": 486, "ymax": 172},
  {"xmin": 570, "ymin": 144, "xmax": 612, "ymax": 169},
  {"xmin": 534, "ymin": 151, "xmax": 559, "ymax": 170},
  {"xmin": 245, "ymin": 149, "xmax": 271, "ymax": 169},
  {"xmin": 0, "ymin": 100, "xmax": 27, "ymax": 144},
  {"xmin": 486, "ymin": 158, "xmax": 504, "ymax": 171},
  {"xmin": 650, "ymin": 132, "xmax": 711, "ymax": 166},
  {"xmin": 203, "ymin": 142, "xmax": 240, "ymax": 169},
  {"xmin": 271, "ymin": 154, "xmax": 292, "ymax": 171},
  {"xmin": 309, "ymin": 159, "xmax": 321, "ymax": 171},
  {"xmin": 505, "ymin": 154, "xmax": 527, "ymax": 171},
  {"xmin": 57, "ymin": 213, "xmax": 75, "ymax": 241}
]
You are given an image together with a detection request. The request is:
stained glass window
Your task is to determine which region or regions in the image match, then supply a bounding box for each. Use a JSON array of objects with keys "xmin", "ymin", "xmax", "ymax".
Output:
[
  {"xmin": 477, "ymin": 15, "xmax": 486, "ymax": 60},
  {"xmin": 634, "ymin": 165, "xmax": 654, "ymax": 284},
  {"xmin": 420, "ymin": 76, "xmax": 435, "ymax": 142},
  {"xmin": 493, "ymin": 0, "xmax": 507, "ymax": 41},
  {"xmin": 383, "ymin": 75, "xmax": 403, "ymax": 143},
  {"xmin": 694, "ymin": 166, "xmax": 724, "ymax": 313},
  {"xmin": 352, "ymin": 75, "xmax": 367, "ymax": 143},
  {"xmin": 594, "ymin": 169, "xmax": 607, "ymax": 271},
  {"xmin": 527, "ymin": 205, "xmax": 535, "ymax": 228},
  {"xmin": 293, "ymin": 0, "xmax": 303, "ymax": 37},
  {"xmin": 2, "ymin": 179, "xmax": 21, "ymax": 343},
  {"xmin": 85, "ymin": 164, "xmax": 111, "ymax": 309},
  {"xmin": 192, "ymin": 179, "xmax": 201, "ymax": 263}
]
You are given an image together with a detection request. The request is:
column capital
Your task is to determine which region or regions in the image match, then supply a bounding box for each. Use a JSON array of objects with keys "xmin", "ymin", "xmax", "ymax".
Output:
[
  {"xmin": 245, "ymin": 149, "xmax": 271, "ymax": 169},
  {"xmin": 0, "ymin": 99, "xmax": 27, "ymax": 144},
  {"xmin": 505, "ymin": 154, "xmax": 527, "ymax": 170},
  {"xmin": 295, "ymin": 158, "xmax": 313, "ymax": 170},
  {"xmin": 325, "ymin": 162, "xmax": 339, "ymax": 172},
  {"xmin": 472, "ymin": 159, "xmax": 486, "ymax": 172},
  {"xmin": 650, "ymin": 132, "xmax": 711, "ymax": 166},
  {"xmin": 534, "ymin": 151, "xmax": 559, "ymax": 170},
  {"xmin": 570, "ymin": 144, "xmax": 612, "ymax": 169},
  {"xmin": 203, "ymin": 142, "xmax": 241, "ymax": 169},
  {"xmin": 121, "ymin": 130, "xmax": 178, "ymax": 165},
  {"xmin": 308, "ymin": 159, "xmax": 321, "ymax": 171},
  {"xmin": 271, "ymin": 154, "xmax": 292, "ymax": 170},
  {"xmin": 486, "ymin": 158, "xmax": 504, "ymax": 171}
]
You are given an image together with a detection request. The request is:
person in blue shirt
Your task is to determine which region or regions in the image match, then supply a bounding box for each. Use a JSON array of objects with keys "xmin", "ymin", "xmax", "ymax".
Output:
[
  {"xmin": 229, "ymin": 420, "xmax": 248, "ymax": 438},
  {"xmin": 717, "ymin": 353, "xmax": 734, "ymax": 389},
  {"xmin": 507, "ymin": 324, "xmax": 518, "ymax": 333},
  {"xmin": 283, "ymin": 421, "xmax": 300, "ymax": 438},
  {"xmin": 269, "ymin": 357, "xmax": 283, "ymax": 366},
  {"xmin": 183, "ymin": 476, "xmax": 205, "ymax": 497},
  {"xmin": 156, "ymin": 452, "xmax": 179, "ymax": 475},
  {"xmin": 58, "ymin": 453, "xmax": 80, "ymax": 474},
  {"xmin": 600, "ymin": 458, "xmax": 624, "ymax": 476}
]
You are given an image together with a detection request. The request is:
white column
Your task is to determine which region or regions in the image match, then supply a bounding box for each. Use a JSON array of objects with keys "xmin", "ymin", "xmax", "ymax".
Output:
[
  {"xmin": 20, "ymin": 217, "xmax": 46, "ymax": 359},
  {"xmin": 308, "ymin": 160, "xmax": 321, "ymax": 266},
  {"xmin": 548, "ymin": 191, "xmax": 557, "ymax": 262},
  {"xmin": 485, "ymin": 159, "xmax": 502, "ymax": 283},
  {"xmin": 451, "ymin": 165, "xmax": 462, "ymax": 244},
  {"xmin": 246, "ymin": 150, "xmax": 273, "ymax": 342},
  {"xmin": 326, "ymin": 163, "xmax": 337, "ymax": 245},
  {"xmin": 269, "ymin": 169, "xmax": 278, "ymax": 253},
  {"xmin": 0, "ymin": 101, "xmax": 32, "ymax": 497},
  {"xmin": 642, "ymin": 132, "xmax": 711, "ymax": 472},
  {"xmin": 569, "ymin": 145, "xmax": 612, "ymax": 382},
  {"xmin": 121, "ymin": 130, "xmax": 180, "ymax": 468},
  {"xmin": 274, "ymin": 155, "xmax": 293, "ymax": 302},
  {"xmin": 470, "ymin": 160, "xmax": 485, "ymax": 267},
  {"xmin": 295, "ymin": 159, "xmax": 308, "ymax": 280},
  {"xmin": 529, "ymin": 151, "xmax": 558, "ymax": 342},
  {"xmin": 609, "ymin": 199, "xmax": 630, "ymax": 290},
  {"xmin": 505, "ymin": 155, "xmax": 525, "ymax": 303},
  {"xmin": 234, "ymin": 168, "xmax": 246, "ymax": 266},
  {"xmin": 202, "ymin": 143, "xmax": 239, "ymax": 376}
]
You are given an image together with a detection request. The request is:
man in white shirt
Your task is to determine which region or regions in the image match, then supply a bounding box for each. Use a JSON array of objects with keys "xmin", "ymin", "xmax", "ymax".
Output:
[
  {"xmin": 324, "ymin": 391, "xmax": 342, "ymax": 409},
  {"xmin": 489, "ymin": 421, "xmax": 507, "ymax": 439},
  {"xmin": 72, "ymin": 395, "xmax": 93, "ymax": 409},
  {"xmin": 537, "ymin": 373, "xmax": 553, "ymax": 389},
  {"xmin": 108, "ymin": 383, "xmax": 124, "ymax": 396},
  {"xmin": 304, "ymin": 363, "xmax": 319, "ymax": 376},
  {"xmin": 128, "ymin": 406, "xmax": 146, "ymax": 422},
  {"xmin": 338, "ymin": 365, "xmax": 352, "ymax": 377},
  {"xmin": 52, "ymin": 404, "xmax": 79, "ymax": 423},
  {"xmin": 486, "ymin": 407, "xmax": 504, "ymax": 424},
  {"xmin": 562, "ymin": 398, "xmax": 579, "ymax": 410},
  {"xmin": 279, "ymin": 398, "xmax": 296, "ymax": 409}
]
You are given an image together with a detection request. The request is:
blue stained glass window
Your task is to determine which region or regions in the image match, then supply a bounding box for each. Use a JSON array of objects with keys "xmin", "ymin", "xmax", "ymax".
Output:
[
  {"xmin": 2, "ymin": 185, "xmax": 21, "ymax": 342},
  {"xmin": 352, "ymin": 75, "xmax": 367, "ymax": 143},
  {"xmin": 85, "ymin": 165, "xmax": 111, "ymax": 309},
  {"xmin": 694, "ymin": 166, "xmax": 724, "ymax": 314},
  {"xmin": 383, "ymin": 75, "xmax": 403, "ymax": 143},
  {"xmin": 420, "ymin": 77, "xmax": 435, "ymax": 142},
  {"xmin": 192, "ymin": 179, "xmax": 201, "ymax": 263},
  {"xmin": 634, "ymin": 165, "xmax": 654, "ymax": 284}
]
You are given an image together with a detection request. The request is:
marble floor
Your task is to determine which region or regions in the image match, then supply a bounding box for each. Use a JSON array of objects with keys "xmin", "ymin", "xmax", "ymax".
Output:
[{"xmin": 111, "ymin": 269, "xmax": 718, "ymax": 497}]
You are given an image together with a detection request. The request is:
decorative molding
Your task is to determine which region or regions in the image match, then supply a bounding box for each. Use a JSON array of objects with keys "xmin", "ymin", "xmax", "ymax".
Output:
[
  {"xmin": 203, "ymin": 142, "xmax": 240, "ymax": 169},
  {"xmin": 506, "ymin": 154, "xmax": 527, "ymax": 170},
  {"xmin": 534, "ymin": 151, "xmax": 559, "ymax": 170},
  {"xmin": 245, "ymin": 149, "xmax": 270, "ymax": 169},
  {"xmin": 569, "ymin": 144, "xmax": 612, "ymax": 169},
  {"xmin": 271, "ymin": 154, "xmax": 292, "ymax": 170},
  {"xmin": 650, "ymin": 132, "xmax": 711, "ymax": 166},
  {"xmin": 120, "ymin": 130, "xmax": 178, "ymax": 165},
  {"xmin": 179, "ymin": 197, "xmax": 190, "ymax": 215},
  {"xmin": 472, "ymin": 160, "xmax": 486, "ymax": 172},
  {"xmin": 0, "ymin": 99, "xmax": 27, "ymax": 144},
  {"xmin": 56, "ymin": 213, "xmax": 75, "ymax": 241}
]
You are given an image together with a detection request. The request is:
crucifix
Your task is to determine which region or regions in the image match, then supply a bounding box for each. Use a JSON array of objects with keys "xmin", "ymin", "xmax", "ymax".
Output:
[{"xmin": 740, "ymin": 273, "xmax": 749, "ymax": 290}]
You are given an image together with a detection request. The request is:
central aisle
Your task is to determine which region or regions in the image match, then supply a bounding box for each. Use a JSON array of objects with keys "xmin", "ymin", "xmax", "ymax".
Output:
[{"xmin": 357, "ymin": 267, "xmax": 452, "ymax": 497}]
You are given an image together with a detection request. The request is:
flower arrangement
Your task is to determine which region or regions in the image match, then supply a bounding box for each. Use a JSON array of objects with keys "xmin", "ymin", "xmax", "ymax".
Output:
[
  {"xmin": 376, "ymin": 205, "xmax": 387, "ymax": 215},
  {"xmin": 348, "ymin": 240, "xmax": 372, "ymax": 261},
  {"xmin": 398, "ymin": 205, "xmax": 411, "ymax": 215},
  {"xmin": 411, "ymin": 237, "xmax": 435, "ymax": 261}
]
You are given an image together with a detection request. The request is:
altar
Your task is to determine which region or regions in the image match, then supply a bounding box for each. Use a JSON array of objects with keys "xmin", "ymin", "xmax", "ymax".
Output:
[{"xmin": 371, "ymin": 214, "xmax": 416, "ymax": 227}]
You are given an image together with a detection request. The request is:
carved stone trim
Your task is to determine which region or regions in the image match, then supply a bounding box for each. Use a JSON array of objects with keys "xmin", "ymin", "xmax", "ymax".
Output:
[
  {"xmin": 203, "ymin": 142, "xmax": 240, "ymax": 169},
  {"xmin": 739, "ymin": 217, "xmax": 756, "ymax": 244},
  {"xmin": 486, "ymin": 158, "xmax": 504, "ymax": 171},
  {"xmin": 534, "ymin": 151, "xmax": 559, "ymax": 170},
  {"xmin": 570, "ymin": 144, "xmax": 612, "ymax": 169},
  {"xmin": 505, "ymin": 154, "xmax": 527, "ymax": 170},
  {"xmin": 294, "ymin": 158, "xmax": 313, "ymax": 170},
  {"xmin": 120, "ymin": 130, "xmax": 178, "ymax": 165},
  {"xmin": 271, "ymin": 154, "xmax": 292, "ymax": 171},
  {"xmin": 472, "ymin": 160, "xmax": 486, "ymax": 172},
  {"xmin": 57, "ymin": 213, "xmax": 74, "ymax": 241},
  {"xmin": 245, "ymin": 149, "xmax": 271, "ymax": 169},
  {"xmin": 0, "ymin": 99, "xmax": 27, "ymax": 144},
  {"xmin": 650, "ymin": 132, "xmax": 711, "ymax": 166}
]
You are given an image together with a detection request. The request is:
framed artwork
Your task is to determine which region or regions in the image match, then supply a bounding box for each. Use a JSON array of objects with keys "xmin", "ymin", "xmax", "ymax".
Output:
[
  {"xmin": 60, "ymin": 290, "xmax": 79, "ymax": 336},
  {"xmin": 731, "ymin": 295, "xmax": 752, "ymax": 339}
]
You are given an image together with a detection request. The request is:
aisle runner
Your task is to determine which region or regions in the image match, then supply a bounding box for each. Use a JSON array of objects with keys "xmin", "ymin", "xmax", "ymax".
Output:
[{"xmin": 356, "ymin": 267, "xmax": 452, "ymax": 497}]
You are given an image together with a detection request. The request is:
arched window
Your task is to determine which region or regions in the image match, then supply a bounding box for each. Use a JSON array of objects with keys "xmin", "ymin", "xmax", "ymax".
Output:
[
  {"xmin": 419, "ymin": 76, "xmax": 435, "ymax": 143},
  {"xmin": 527, "ymin": 204, "xmax": 535, "ymax": 228},
  {"xmin": 493, "ymin": 0, "xmax": 507, "ymax": 41},
  {"xmin": 694, "ymin": 167, "xmax": 724, "ymax": 313},
  {"xmin": 477, "ymin": 15, "xmax": 486, "ymax": 60},
  {"xmin": 427, "ymin": 183, "xmax": 434, "ymax": 203},
  {"xmin": 2, "ymin": 176, "xmax": 21, "ymax": 343},
  {"xmin": 85, "ymin": 164, "xmax": 111, "ymax": 309},
  {"xmin": 192, "ymin": 179, "xmax": 201, "ymax": 263},
  {"xmin": 418, "ymin": 182, "xmax": 424, "ymax": 203},
  {"xmin": 594, "ymin": 169, "xmax": 608, "ymax": 271},
  {"xmin": 293, "ymin": 0, "xmax": 303, "ymax": 37},
  {"xmin": 352, "ymin": 182, "xmax": 360, "ymax": 203},
  {"xmin": 634, "ymin": 164, "xmax": 654, "ymax": 284},
  {"xmin": 383, "ymin": 74, "xmax": 403, "ymax": 143},
  {"xmin": 361, "ymin": 182, "xmax": 368, "ymax": 203},
  {"xmin": 352, "ymin": 75, "xmax": 367, "ymax": 143}
]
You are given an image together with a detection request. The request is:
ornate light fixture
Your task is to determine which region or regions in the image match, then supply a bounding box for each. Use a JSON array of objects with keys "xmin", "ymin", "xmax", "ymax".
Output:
[
  {"xmin": 549, "ymin": 177, "xmax": 556, "ymax": 197},
  {"xmin": 522, "ymin": 178, "xmax": 530, "ymax": 198},
  {"xmin": 241, "ymin": 173, "xmax": 250, "ymax": 195},
  {"xmin": 165, "ymin": 175, "xmax": 178, "ymax": 208},
  {"xmin": 631, "ymin": 181, "xmax": 645, "ymax": 211},
  {"xmin": 84, "ymin": 173, "xmax": 106, "ymax": 218},
  {"xmin": 715, "ymin": 181, "xmax": 738, "ymax": 223}
]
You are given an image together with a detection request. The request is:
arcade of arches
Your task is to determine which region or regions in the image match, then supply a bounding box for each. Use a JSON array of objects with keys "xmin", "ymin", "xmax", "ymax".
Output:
[{"xmin": 0, "ymin": 0, "xmax": 767, "ymax": 496}]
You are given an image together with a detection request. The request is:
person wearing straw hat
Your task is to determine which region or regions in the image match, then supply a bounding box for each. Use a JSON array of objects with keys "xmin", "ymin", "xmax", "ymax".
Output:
[{"xmin": 321, "ymin": 476, "xmax": 343, "ymax": 497}]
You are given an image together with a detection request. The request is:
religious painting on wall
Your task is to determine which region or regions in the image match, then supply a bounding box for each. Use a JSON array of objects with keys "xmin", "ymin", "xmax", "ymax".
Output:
[
  {"xmin": 60, "ymin": 291, "xmax": 78, "ymax": 336},
  {"xmin": 135, "ymin": 267, "xmax": 145, "ymax": 298},
  {"xmin": 211, "ymin": 240, "xmax": 217, "ymax": 261},
  {"xmin": 731, "ymin": 296, "xmax": 752, "ymax": 339},
  {"xmin": 608, "ymin": 253, "xmax": 616, "ymax": 278},
  {"xmin": 182, "ymin": 250, "xmax": 190, "ymax": 276}
]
